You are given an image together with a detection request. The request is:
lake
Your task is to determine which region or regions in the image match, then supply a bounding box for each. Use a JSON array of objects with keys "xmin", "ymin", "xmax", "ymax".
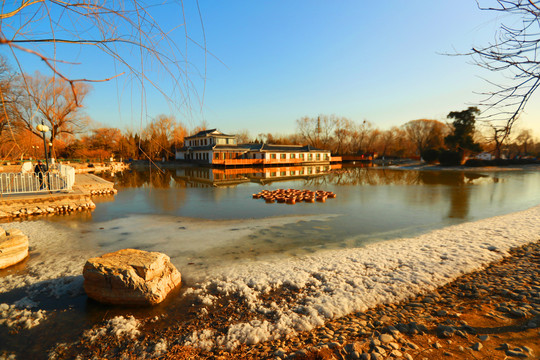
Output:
[{"xmin": 43, "ymin": 164, "xmax": 540, "ymax": 270}]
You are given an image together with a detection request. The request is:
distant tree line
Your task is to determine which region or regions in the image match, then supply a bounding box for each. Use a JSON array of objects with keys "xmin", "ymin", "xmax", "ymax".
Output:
[{"xmin": 1, "ymin": 57, "xmax": 538, "ymax": 164}]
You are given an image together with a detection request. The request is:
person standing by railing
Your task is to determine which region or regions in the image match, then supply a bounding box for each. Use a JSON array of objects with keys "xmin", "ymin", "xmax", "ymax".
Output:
[{"xmin": 34, "ymin": 160, "xmax": 47, "ymax": 190}]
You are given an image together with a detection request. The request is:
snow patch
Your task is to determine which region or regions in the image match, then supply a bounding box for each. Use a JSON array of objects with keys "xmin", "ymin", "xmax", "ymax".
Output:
[
  {"xmin": 83, "ymin": 316, "xmax": 141, "ymax": 342},
  {"xmin": 0, "ymin": 302, "xmax": 46, "ymax": 329},
  {"xmin": 184, "ymin": 205, "xmax": 540, "ymax": 350}
]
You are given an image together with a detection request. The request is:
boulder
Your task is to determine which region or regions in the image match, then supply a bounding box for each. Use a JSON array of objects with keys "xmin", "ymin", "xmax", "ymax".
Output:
[
  {"xmin": 0, "ymin": 228, "xmax": 29, "ymax": 269},
  {"xmin": 83, "ymin": 249, "xmax": 181, "ymax": 306}
]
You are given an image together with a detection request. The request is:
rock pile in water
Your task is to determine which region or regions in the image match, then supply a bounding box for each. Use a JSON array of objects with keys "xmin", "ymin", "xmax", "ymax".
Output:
[
  {"xmin": 0, "ymin": 227, "xmax": 29, "ymax": 269},
  {"xmin": 83, "ymin": 249, "xmax": 182, "ymax": 306},
  {"xmin": 252, "ymin": 189, "xmax": 336, "ymax": 204},
  {"xmin": 90, "ymin": 188, "xmax": 117, "ymax": 196}
]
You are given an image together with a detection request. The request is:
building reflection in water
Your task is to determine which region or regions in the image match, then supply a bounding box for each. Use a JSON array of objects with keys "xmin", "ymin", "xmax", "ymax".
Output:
[
  {"xmin": 174, "ymin": 164, "xmax": 343, "ymax": 187},
  {"xmin": 95, "ymin": 164, "xmax": 502, "ymax": 221}
]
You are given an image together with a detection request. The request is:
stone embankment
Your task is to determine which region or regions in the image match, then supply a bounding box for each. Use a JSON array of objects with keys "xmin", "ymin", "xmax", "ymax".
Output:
[
  {"xmin": 0, "ymin": 173, "xmax": 114, "ymax": 220},
  {"xmin": 5, "ymin": 202, "xmax": 97, "ymax": 218}
]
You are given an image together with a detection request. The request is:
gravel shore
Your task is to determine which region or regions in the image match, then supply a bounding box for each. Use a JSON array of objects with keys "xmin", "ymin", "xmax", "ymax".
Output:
[{"xmin": 48, "ymin": 240, "xmax": 540, "ymax": 360}]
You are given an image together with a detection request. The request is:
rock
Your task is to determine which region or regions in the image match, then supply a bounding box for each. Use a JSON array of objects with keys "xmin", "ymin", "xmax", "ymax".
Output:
[
  {"xmin": 471, "ymin": 342, "xmax": 482, "ymax": 351},
  {"xmin": 379, "ymin": 334, "xmax": 394, "ymax": 344},
  {"xmin": 436, "ymin": 325, "xmax": 455, "ymax": 338},
  {"xmin": 0, "ymin": 228, "xmax": 29, "ymax": 269},
  {"xmin": 436, "ymin": 310, "xmax": 447, "ymax": 316},
  {"xmin": 496, "ymin": 343, "xmax": 510, "ymax": 350},
  {"xmin": 505, "ymin": 350, "xmax": 528, "ymax": 358},
  {"xmin": 389, "ymin": 350, "xmax": 402, "ymax": 357},
  {"xmin": 345, "ymin": 342, "xmax": 363, "ymax": 354},
  {"xmin": 478, "ymin": 335, "xmax": 489, "ymax": 341},
  {"xmin": 83, "ymin": 249, "xmax": 181, "ymax": 305}
]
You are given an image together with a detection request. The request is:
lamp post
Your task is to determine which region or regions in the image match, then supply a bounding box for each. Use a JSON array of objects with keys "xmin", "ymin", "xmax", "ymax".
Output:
[{"xmin": 36, "ymin": 121, "xmax": 50, "ymax": 171}]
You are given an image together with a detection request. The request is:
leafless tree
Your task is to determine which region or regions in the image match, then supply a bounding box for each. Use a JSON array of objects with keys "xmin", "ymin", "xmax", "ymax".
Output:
[
  {"xmin": 10, "ymin": 72, "xmax": 91, "ymax": 144},
  {"xmin": 515, "ymin": 128, "xmax": 534, "ymax": 154},
  {"xmin": 402, "ymin": 119, "xmax": 448, "ymax": 155},
  {"xmin": 296, "ymin": 115, "xmax": 337, "ymax": 149},
  {"xmin": 350, "ymin": 120, "xmax": 377, "ymax": 154},
  {"xmin": 235, "ymin": 129, "xmax": 252, "ymax": 144},
  {"xmin": 0, "ymin": 56, "xmax": 16, "ymax": 139},
  {"xmin": 470, "ymin": 1, "xmax": 540, "ymax": 151},
  {"xmin": 333, "ymin": 117, "xmax": 354, "ymax": 155},
  {"xmin": 0, "ymin": 1, "xmax": 202, "ymax": 105}
]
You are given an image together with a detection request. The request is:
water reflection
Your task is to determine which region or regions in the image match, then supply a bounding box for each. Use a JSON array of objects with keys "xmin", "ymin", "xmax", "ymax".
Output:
[{"xmin": 85, "ymin": 165, "xmax": 540, "ymax": 233}]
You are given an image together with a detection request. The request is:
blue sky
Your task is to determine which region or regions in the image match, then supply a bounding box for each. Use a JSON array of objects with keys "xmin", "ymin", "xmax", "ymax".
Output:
[{"xmin": 3, "ymin": 0, "xmax": 539, "ymax": 137}]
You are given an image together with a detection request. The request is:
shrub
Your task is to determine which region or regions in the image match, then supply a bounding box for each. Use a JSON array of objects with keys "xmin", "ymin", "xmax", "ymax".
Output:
[
  {"xmin": 421, "ymin": 148, "xmax": 440, "ymax": 163},
  {"xmin": 438, "ymin": 150, "xmax": 462, "ymax": 166},
  {"xmin": 464, "ymin": 159, "xmax": 487, "ymax": 167}
]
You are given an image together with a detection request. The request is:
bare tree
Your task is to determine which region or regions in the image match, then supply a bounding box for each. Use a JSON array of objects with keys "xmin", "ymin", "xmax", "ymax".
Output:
[
  {"xmin": 347, "ymin": 120, "xmax": 377, "ymax": 154},
  {"xmin": 374, "ymin": 128, "xmax": 396, "ymax": 158},
  {"xmin": 235, "ymin": 129, "xmax": 252, "ymax": 144},
  {"xmin": 10, "ymin": 72, "xmax": 91, "ymax": 144},
  {"xmin": 1, "ymin": 1, "xmax": 205, "ymax": 165},
  {"xmin": 515, "ymin": 128, "xmax": 534, "ymax": 155},
  {"xmin": 296, "ymin": 115, "xmax": 336, "ymax": 149},
  {"xmin": 470, "ymin": 1, "xmax": 540, "ymax": 148},
  {"xmin": 0, "ymin": 56, "xmax": 16, "ymax": 138},
  {"xmin": 333, "ymin": 117, "xmax": 354, "ymax": 154},
  {"xmin": 402, "ymin": 119, "xmax": 448, "ymax": 155},
  {"xmin": 0, "ymin": 1, "xmax": 201, "ymax": 106},
  {"xmin": 144, "ymin": 115, "xmax": 181, "ymax": 160}
]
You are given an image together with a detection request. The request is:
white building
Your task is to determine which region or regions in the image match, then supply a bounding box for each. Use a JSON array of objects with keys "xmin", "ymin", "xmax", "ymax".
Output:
[{"xmin": 176, "ymin": 129, "xmax": 334, "ymax": 166}]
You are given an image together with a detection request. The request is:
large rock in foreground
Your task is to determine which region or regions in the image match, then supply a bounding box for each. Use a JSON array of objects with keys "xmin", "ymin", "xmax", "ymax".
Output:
[
  {"xmin": 0, "ymin": 227, "xmax": 29, "ymax": 269},
  {"xmin": 83, "ymin": 249, "xmax": 181, "ymax": 306}
]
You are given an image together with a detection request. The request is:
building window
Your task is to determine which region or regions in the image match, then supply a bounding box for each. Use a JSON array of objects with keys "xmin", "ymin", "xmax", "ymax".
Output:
[
  {"xmin": 308, "ymin": 154, "xmax": 313, "ymax": 160},
  {"xmin": 290, "ymin": 154, "xmax": 295, "ymax": 159},
  {"xmin": 271, "ymin": 172, "xmax": 276, "ymax": 177},
  {"xmin": 280, "ymin": 154, "xmax": 286, "ymax": 159},
  {"xmin": 316, "ymin": 154, "xmax": 320, "ymax": 160},
  {"xmin": 300, "ymin": 154, "xmax": 304, "ymax": 159},
  {"xmin": 271, "ymin": 154, "xmax": 276, "ymax": 159}
]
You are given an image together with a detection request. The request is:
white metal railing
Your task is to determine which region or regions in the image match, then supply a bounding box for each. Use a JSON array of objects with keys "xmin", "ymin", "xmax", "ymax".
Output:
[{"xmin": 0, "ymin": 172, "xmax": 71, "ymax": 195}]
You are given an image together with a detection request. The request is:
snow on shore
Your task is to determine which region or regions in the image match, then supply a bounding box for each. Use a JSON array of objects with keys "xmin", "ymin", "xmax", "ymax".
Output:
[
  {"xmin": 184, "ymin": 205, "xmax": 540, "ymax": 350},
  {"xmin": 0, "ymin": 214, "xmax": 337, "ymax": 297}
]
